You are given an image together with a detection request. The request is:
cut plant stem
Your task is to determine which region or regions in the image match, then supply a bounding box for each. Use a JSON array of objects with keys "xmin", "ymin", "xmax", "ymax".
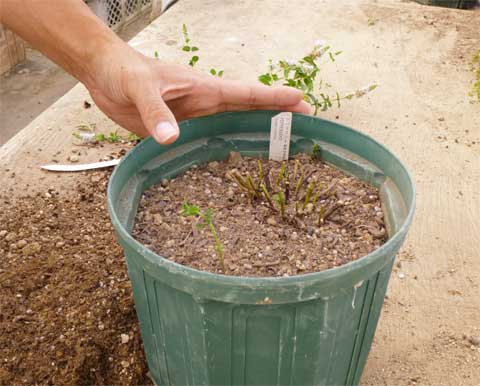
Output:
[
  {"xmin": 245, "ymin": 174, "xmax": 258, "ymax": 198},
  {"xmin": 293, "ymin": 159, "xmax": 300, "ymax": 180},
  {"xmin": 208, "ymin": 221, "xmax": 225, "ymax": 272},
  {"xmin": 279, "ymin": 192, "xmax": 286, "ymax": 218},
  {"xmin": 317, "ymin": 205, "xmax": 326, "ymax": 226},
  {"xmin": 274, "ymin": 191, "xmax": 286, "ymax": 218},
  {"xmin": 257, "ymin": 160, "xmax": 264, "ymax": 188},
  {"xmin": 260, "ymin": 183, "xmax": 277, "ymax": 211},
  {"xmin": 276, "ymin": 162, "xmax": 286, "ymax": 186},
  {"xmin": 295, "ymin": 171, "xmax": 305, "ymax": 198},
  {"xmin": 284, "ymin": 180, "xmax": 290, "ymax": 204},
  {"xmin": 263, "ymin": 167, "xmax": 272, "ymax": 192},
  {"xmin": 312, "ymin": 182, "xmax": 324, "ymax": 207},
  {"xmin": 317, "ymin": 179, "xmax": 337, "ymax": 200},
  {"xmin": 233, "ymin": 172, "xmax": 249, "ymax": 190},
  {"xmin": 284, "ymin": 165, "xmax": 290, "ymax": 203},
  {"xmin": 318, "ymin": 201, "xmax": 343, "ymax": 225},
  {"xmin": 303, "ymin": 182, "xmax": 315, "ymax": 210}
]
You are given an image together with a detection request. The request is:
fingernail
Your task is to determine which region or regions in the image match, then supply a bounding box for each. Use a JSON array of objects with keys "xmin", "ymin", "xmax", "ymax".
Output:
[{"xmin": 154, "ymin": 122, "xmax": 179, "ymax": 144}]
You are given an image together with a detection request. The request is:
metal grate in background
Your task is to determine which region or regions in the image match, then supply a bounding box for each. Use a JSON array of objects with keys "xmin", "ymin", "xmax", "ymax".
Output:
[{"xmin": 87, "ymin": 0, "xmax": 153, "ymax": 31}]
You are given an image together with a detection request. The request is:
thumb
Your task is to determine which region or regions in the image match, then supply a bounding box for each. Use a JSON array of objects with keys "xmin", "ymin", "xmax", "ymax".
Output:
[{"xmin": 134, "ymin": 91, "xmax": 180, "ymax": 145}]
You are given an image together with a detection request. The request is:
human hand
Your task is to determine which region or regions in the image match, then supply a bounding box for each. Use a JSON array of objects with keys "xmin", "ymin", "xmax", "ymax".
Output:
[{"xmin": 86, "ymin": 46, "xmax": 312, "ymax": 144}]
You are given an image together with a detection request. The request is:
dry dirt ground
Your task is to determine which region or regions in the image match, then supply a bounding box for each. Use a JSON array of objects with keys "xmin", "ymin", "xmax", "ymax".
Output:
[{"xmin": 0, "ymin": 0, "xmax": 479, "ymax": 385}]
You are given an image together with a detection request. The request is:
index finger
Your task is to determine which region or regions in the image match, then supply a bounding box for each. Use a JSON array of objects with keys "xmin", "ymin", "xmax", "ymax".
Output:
[{"xmin": 217, "ymin": 79, "xmax": 306, "ymax": 108}]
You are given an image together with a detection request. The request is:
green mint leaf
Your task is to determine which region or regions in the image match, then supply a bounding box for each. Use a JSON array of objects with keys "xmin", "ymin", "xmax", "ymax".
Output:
[
  {"xmin": 182, "ymin": 46, "xmax": 191, "ymax": 52},
  {"xmin": 210, "ymin": 68, "xmax": 217, "ymax": 75},
  {"xmin": 181, "ymin": 202, "xmax": 201, "ymax": 216},
  {"xmin": 95, "ymin": 133, "xmax": 106, "ymax": 142},
  {"xmin": 302, "ymin": 56, "xmax": 317, "ymax": 67},
  {"xmin": 182, "ymin": 24, "xmax": 190, "ymax": 44},
  {"xmin": 189, "ymin": 55, "xmax": 199, "ymax": 66},
  {"xmin": 258, "ymin": 73, "xmax": 273, "ymax": 85}
]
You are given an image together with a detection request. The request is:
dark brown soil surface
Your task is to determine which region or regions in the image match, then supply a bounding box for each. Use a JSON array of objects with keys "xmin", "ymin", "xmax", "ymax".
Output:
[
  {"xmin": 133, "ymin": 153, "xmax": 386, "ymax": 277},
  {"xmin": 0, "ymin": 171, "xmax": 150, "ymax": 385}
]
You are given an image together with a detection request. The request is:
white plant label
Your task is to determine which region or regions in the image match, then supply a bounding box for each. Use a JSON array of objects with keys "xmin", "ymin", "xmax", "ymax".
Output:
[{"xmin": 269, "ymin": 112, "xmax": 292, "ymax": 161}]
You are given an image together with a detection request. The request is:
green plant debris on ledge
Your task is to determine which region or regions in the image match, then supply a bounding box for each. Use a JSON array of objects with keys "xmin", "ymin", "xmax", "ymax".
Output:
[
  {"xmin": 470, "ymin": 49, "xmax": 480, "ymax": 103},
  {"xmin": 72, "ymin": 123, "xmax": 141, "ymax": 145}
]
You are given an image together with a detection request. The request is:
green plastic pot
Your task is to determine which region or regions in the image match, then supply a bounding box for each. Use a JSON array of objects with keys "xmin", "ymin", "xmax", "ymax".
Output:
[
  {"xmin": 107, "ymin": 111, "xmax": 415, "ymax": 386},
  {"xmin": 414, "ymin": 0, "xmax": 477, "ymax": 8}
]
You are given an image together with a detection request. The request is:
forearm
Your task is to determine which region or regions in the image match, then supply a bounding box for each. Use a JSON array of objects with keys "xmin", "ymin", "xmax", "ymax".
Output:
[
  {"xmin": 1, "ymin": 1, "xmax": 310, "ymax": 144},
  {"xmin": 0, "ymin": 0, "xmax": 126, "ymax": 87}
]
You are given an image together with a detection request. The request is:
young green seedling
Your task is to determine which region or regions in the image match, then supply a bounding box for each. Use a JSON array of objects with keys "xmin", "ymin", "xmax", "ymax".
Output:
[
  {"xmin": 127, "ymin": 133, "xmax": 142, "ymax": 143},
  {"xmin": 181, "ymin": 202, "xmax": 225, "ymax": 272},
  {"xmin": 105, "ymin": 130, "xmax": 122, "ymax": 143},
  {"xmin": 294, "ymin": 170, "xmax": 305, "ymax": 198},
  {"xmin": 276, "ymin": 162, "xmax": 286, "ymax": 186},
  {"xmin": 273, "ymin": 192, "xmax": 286, "ymax": 218},
  {"xmin": 311, "ymin": 144, "xmax": 321, "ymax": 160},
  {"xmin": 303, "ymin": 182, "xmax": 315, "ymax": 210}
]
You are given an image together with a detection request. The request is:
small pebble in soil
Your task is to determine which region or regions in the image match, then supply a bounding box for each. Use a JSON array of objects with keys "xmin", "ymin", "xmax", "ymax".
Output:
[
  {"xmin": 398, "ymin": 272, "xmax": 406, "ymax": 279},
  {"xmin": 468, "ymin": 336, "xmax": 480, "ymax": 347},
  {"xmin": 153, "ymin": 214, "xmax": 163, "ymax": 225},
  {"xmin": 5, "ymin": 232, "xmax": 16, "ymax": 242},
  {"xmin": 267, "ymin": 217, "xmax": 277, "ymax": 226},
  {"xmin": 121, "ymin": 334, "xmax": 130, "ymax": 344},
  {"xmin": 22, "ymin": 242, "xmax": 41, "ymax": 256},
  {"xmin": 16, "ymin": 239, "xmax": 27, "ymax": 249},
  {"xmin": 0, "ymin": 230, "xmax": 7, "ymax": 239},
  {"xmin": 68, "ymin": 155, "xmax": 79, "ymax": 163}
]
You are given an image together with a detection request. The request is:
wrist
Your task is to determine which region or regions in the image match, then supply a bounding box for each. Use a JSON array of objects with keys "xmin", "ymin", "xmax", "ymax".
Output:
[{"xmin": 81, "ymin": 29, "xmax": 128, "ymax": 89}]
